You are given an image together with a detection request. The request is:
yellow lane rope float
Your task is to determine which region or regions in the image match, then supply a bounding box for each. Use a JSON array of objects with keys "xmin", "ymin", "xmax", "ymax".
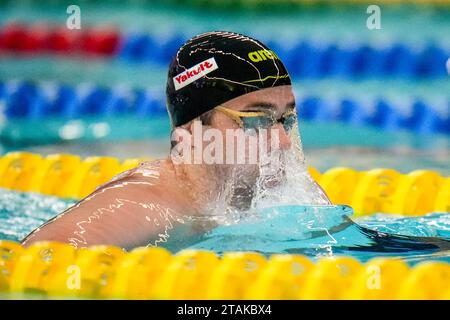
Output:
[
  {"xmin": 0, "ymin": 152, "xmax": 448, "ymax": 216},
  {"xmin": 1, "ymin": 241, "xmax": 449, "ymax": 299}
]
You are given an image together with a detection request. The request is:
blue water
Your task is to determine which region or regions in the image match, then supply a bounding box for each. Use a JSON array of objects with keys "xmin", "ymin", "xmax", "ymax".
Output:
[
  {"xmin": 1, "ymin": 188, "xmax": 449, "ymax": 265},
  {"xmin": 186, "ymin": 205, "xmax": 450, "ymax": 264},
  {"xmin": 0, "ymin": 189, "xmax": 75, "ymax": 241}
]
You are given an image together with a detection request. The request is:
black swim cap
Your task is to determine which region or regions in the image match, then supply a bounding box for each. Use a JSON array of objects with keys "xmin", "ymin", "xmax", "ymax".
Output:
[{"xmin": 166, "ymin": 31, "xmax": 292, "ymax": 127}]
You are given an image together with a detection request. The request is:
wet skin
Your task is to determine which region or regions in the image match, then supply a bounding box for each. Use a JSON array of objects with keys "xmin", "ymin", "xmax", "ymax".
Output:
[{"xmin": 21, "ymin": 85, "xmax": 303, "ymax": 250}]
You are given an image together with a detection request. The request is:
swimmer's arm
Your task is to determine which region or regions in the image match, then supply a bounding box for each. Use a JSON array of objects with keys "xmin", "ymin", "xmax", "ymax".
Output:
[{"xmin": 21, "ymin": 176, "xmax": 186, "ymax": 250}]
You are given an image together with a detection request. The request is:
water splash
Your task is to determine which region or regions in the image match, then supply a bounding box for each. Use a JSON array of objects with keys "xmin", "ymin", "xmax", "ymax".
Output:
[
  {"xmin": 250, "ymin": 119, "xmax": 331, "ymax": 210},
  {"xmin": 1, "ymin": 189, "xmax": 449, "ymax": 264}
]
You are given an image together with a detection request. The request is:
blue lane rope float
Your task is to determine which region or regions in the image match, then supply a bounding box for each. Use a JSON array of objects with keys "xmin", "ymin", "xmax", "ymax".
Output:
[
  {"xmin": 1, "ymin": 80, "xmax": 448, "ymax": 134},
  {"xmin": 1, "ymin": 81, "xmax": 167, "ymax": 119}
]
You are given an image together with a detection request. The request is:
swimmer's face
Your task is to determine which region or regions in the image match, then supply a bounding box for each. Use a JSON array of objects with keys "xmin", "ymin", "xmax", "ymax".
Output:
[
  {"xmin": 214, "ymin": 84, "xmax": 295, "ymax": 140},
  {"xmin": 206, "ymin": 85, "xmax": 296, "ymax": 184}
]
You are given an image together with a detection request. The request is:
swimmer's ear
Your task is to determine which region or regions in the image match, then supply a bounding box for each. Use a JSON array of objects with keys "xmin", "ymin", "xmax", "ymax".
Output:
[
  {"xmin": 186, "ymin": 119, "xmax": 203, "ymax": 134},
  {"xmin": 171, "ymin": 127, "xmax": 193, "ymax": 148},
  {"xmin": 170, "ymin": 127, "xmax": 193, "ymax": 164}
]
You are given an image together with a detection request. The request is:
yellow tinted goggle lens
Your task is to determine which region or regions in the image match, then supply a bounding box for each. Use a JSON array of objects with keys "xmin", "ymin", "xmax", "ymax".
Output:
[
  {"xmin": 241, "ymin": 115, "xmax": 275, "ymax": 130},
  {"xmin": 215, "ymin": 106, "xmax": 297, "ymax": 132}
]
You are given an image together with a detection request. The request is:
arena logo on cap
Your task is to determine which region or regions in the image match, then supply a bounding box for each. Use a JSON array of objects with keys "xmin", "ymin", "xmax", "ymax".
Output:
[
  {"xmin": 248, "ymin": 50, "xmax": 279, "ymax": 63},
  {"xmin": 173, "ymin": 57, "xmax": 218, "ymax": 90}
]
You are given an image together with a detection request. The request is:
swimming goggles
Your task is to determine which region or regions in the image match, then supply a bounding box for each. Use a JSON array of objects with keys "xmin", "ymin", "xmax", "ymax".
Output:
[{"xmin": 214, "ymin": 105, "xmax": 297, "ymax": 132}]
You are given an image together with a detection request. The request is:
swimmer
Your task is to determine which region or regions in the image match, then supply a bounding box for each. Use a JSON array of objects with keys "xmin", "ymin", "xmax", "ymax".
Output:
[{"xmin": 22, "ymin": 31, "xmax": 330, "ymax": 250}]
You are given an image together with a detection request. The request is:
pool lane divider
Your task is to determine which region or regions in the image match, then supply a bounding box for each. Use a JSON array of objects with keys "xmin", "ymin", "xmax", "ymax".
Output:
[
  {"xmin": 0, "ymin": 152, "xmax": 448, "ymax": 216},
  {"xmin": 1, "ymin": 81, "xmax": 449, "ymax": 135},
  {"xmin": 1, "ymin": 23, "xmax": 449, "ymax": 79},
  {"xmin": 0, "ymin": 240, "xmax": 449, "ymax": 299}
]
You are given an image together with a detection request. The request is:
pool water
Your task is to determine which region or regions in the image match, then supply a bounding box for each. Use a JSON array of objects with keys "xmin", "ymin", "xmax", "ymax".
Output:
[
  {"xmin": 1, "ymin": 188, "xmax": 449, "ymax": 265},
  {"xmin": 187, "ymin": 206, "xmax": 450, "ymax": 264},
  {"xmin": 2, "ymin": 116, "xmax": 449, "ymax": 264}
]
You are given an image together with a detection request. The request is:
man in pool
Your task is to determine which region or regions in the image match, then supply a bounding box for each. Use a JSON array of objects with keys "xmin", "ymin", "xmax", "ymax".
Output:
[{"xmin": 22, "ymin": 31, "xmax": 329, "ymax": 250}]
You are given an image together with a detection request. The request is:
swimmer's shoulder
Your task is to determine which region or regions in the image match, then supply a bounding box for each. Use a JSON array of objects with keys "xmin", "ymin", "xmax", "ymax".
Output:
[
  {"xmin": 72, "ymin": 158, "xmax": 182, "ymax": 210},
  {"xmin": 100, "ymin": 158, "xmax": 181, "ymax": 196},
  {"xmin": 110, "ymin": 159, "xmax": 166, "ymax": 183},
  {"xmin": 104, "ymin": 159, "xmax": 191, "ymax": 213},
  {"xmin": 88, "ymin": 158, "xmax": 190, "ymax": 207}
]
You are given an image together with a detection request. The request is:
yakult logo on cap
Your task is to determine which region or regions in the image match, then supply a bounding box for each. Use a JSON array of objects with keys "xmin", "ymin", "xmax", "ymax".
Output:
[{"xmin": 173, "ymin": 57, "xmax": 218, "ymax": 90}]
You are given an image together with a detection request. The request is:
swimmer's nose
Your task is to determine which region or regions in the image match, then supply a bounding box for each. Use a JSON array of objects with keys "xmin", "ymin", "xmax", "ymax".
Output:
[{"xmin": 273, "ymin": 123, "xmax": 292, "ymax": 151}]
